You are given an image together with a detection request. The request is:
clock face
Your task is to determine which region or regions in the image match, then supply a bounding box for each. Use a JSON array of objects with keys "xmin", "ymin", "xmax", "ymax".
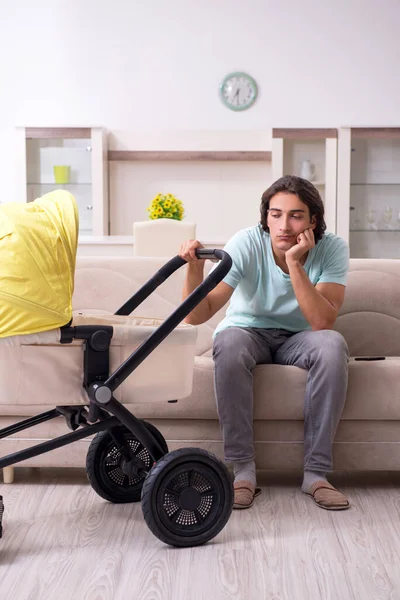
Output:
[{"xmin": 220, "ymin": 72, "xmax": 258, "ymax": 111}]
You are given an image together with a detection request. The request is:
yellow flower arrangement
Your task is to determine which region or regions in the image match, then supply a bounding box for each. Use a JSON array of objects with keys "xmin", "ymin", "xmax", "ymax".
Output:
[{"xmin": 147, "ymin": 193, "xmax": 184, "ymax": 221}]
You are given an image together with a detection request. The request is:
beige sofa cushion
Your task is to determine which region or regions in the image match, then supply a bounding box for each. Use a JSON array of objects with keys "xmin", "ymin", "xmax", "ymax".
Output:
[
  {"xmin": 2, "ymin": 355, "xmax": 399, "ymax": 423},
  {"xmin": 335, "ymin": 260, "xmax": 400, "ymax": 356}
]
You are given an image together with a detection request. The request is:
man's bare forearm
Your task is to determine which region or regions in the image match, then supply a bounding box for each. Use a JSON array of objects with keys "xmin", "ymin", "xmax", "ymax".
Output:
[
  {"xmin": 182, "ymin": 263, "xmax": 212, "ymax": 324},
  {"xmin": 287, "ymin": 260, "xmax": 336, "ymax": 330}
]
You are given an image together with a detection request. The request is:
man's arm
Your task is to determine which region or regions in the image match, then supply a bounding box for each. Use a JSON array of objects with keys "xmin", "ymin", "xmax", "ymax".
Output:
[
  {"xmin": 286, "ymin": 228, "xmax": 347, "ymax": 330},
  {"xmin": 180, "ymin": 240, "xmax": 234, "ymax": 325},
  {"xmin": 286, "ymin": 261, "xmax": 345, "ymax": 330}
]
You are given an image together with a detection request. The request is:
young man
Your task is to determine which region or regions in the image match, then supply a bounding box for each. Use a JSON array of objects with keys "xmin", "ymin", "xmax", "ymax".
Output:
[{"xmin": 179, "ymin": 175, "xmax": 350, "ymax": 511}]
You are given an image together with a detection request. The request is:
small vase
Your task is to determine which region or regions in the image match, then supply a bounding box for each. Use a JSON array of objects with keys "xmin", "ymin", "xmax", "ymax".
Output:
[
  {"xmin": 299, "ymin": 160, "xmax": 316, "ymax": 181},
  {"xmin": 53, "ymin": 166, "xmax": 70, "ymax": 184}
]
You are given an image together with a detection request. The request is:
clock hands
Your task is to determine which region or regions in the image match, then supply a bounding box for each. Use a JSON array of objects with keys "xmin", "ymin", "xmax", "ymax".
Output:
[{"xmin": 232, "ymin": 88, "xmax": 240, "ymax": 105}]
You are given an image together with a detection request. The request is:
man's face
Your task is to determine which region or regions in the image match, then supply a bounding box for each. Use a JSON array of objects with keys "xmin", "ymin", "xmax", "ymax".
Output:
[{"xmin": 266, "ymin": 192, "xmax": 316, "ymax": 252}]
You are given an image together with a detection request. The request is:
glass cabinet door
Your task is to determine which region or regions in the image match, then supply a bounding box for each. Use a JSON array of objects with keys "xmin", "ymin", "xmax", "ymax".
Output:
[
  {"xmin": 338, "ymin": 128, "xmax": 400, "ymax": 258},
  {"xmin": 17, "ymin": 127, "xmax": 108, "ymax": 236}
]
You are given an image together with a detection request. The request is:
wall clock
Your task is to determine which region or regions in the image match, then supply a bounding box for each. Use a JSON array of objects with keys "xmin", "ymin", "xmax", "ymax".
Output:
[{"xmin": 219, "ymin": 72, "xmax": 258, "ymax": 111}]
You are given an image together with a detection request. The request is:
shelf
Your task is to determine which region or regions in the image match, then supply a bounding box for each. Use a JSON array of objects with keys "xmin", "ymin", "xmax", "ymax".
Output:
[
  {"xmin": 351, "ymin": 183, "xmax": 400, "ymax": 186},
  {"xmin": 108, "ymin": 150, "xmax": 272, "ymax": 162},
  {"xmin": 77, "ymin": 235, "xmax": 227, "ymax": 246},
  {"xmin": 79, "ymin": 235, "xmax": 134, "ymax": 244},
  {"xmin": 27, "ymin": 183, "xmax": 92, "ymax": 186},
  {"xmin": 272, "ymin": 128, "xmax": 337, "ymax": 139},
  {"xmin": 310, "ymin": 181, "xmax": 325, "ymax": 186},
  {"xmin": 351, "ymin": 128, "xmax": 400, "ymax": 140},
  {"xmin": 25, "ymin": 128, "xmax": 91, "ymax": 139}
]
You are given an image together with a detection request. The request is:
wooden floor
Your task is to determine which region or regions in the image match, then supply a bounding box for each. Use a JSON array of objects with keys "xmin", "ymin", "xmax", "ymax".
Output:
[{"xmin": 1, "ymin": 469, "xmax": 400, "ymax": 600}]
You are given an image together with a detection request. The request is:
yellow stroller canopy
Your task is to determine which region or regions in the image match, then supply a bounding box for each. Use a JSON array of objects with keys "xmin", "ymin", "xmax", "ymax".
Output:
[{"xmin": 0, "ymin": 190, "xmax": 79, "ymax": 337}]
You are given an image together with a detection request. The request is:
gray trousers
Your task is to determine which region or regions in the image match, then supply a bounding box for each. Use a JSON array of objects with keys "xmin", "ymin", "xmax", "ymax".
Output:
[{"xmin": 212, "ymin": 327, "xmax": 349, "ymax": 473}]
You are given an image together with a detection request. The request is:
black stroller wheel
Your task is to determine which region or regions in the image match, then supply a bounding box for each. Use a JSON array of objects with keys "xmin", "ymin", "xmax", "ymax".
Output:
[
  {"xmin": 141, "ymin": 448, "xmax": 234, "ymax": 547},
  {"xmin": 86, "ymin": 421, "xmax": 168, "ymax": 503}
]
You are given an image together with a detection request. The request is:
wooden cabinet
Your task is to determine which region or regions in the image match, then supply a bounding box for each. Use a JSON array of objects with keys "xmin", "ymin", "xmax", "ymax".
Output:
[
  {"xmin": 18, "ymin": 125, "xmax": 400, "ymax": 255},
  {"xmin": 272, "ymin": 128, "xmax": 338, "ymax": 234},
  {"xmin": 337, "ymin": 128, "xmax": 400, "ymax": 258}
]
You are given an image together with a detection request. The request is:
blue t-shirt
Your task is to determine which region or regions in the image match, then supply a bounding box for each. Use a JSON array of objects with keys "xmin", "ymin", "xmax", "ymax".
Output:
[{"xmin": 213, "ymin": 225, "xmax": 349, "ymax": 337}]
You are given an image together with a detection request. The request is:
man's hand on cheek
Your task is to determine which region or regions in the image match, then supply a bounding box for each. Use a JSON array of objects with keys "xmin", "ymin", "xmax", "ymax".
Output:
[{"xmin": 285, "ymin": 228, "xmax": 315, "ymax": 263}]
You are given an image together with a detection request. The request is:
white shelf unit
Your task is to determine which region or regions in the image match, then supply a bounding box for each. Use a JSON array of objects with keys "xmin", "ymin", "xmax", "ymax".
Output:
[
  {"xmin": 15, "ymin": 127, "xmax": 109, "ymax": 236},
  {"xmin": 272, "ymin": 128, "xmax": 338, "ymax": 234},
  {"xmin": 107, "ymin": 130, "xmax": 273, "ymax": 243},
  {"xmin": 337, "ymin": 127, "xmax": 400, "ymax": 258}
]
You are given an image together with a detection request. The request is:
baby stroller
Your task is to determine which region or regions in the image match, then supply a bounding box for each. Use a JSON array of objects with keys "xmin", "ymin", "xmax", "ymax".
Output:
[{"xmin": 0, "ymin": 191, "xmax": 234, "ymax": 547}]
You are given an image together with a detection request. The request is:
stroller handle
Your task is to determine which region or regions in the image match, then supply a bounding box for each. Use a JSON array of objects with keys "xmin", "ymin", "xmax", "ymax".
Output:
[
  {"xmin": 195, "ymin": 248, "xmax": 222, "ymax": 261},
  {"xmin": 106, "ymin": 249, "xmax": 232, "ymax": 392},
  {"xmin": 115, "ymin": 248, "xmax": 231, "ymax": 316}
]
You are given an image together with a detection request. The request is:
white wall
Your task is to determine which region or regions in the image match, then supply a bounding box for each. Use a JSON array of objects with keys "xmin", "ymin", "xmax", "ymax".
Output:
[
  {"xmin": 1, "ymin": 0, "xmax": 400, "ymax": 230},
  {"xmin": 110, "ymin": 158, "xmax": 271, "ymax": 241}
]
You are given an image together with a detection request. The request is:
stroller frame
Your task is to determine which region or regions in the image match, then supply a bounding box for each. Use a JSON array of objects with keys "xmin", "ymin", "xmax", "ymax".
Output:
[
  {"xmin": 0, "ymin": 249, "xmax": 231, "ymax": 469},
  {"xmin": 0, "ymin": 249, "xmax": 234, "ymax": 547}
]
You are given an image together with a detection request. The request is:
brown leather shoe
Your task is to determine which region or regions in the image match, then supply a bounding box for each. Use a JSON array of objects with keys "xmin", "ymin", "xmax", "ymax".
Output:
[
  {"xmin": 233, "ymin": 480, "xmax": 261, "ymax": 509},
  {"xmin": 307, "ymin": 481, "xmax": 350, "ymax": 511}
]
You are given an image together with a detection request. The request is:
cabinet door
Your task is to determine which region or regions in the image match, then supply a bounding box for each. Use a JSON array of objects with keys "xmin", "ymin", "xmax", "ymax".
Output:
[
  {"xmin": 16, "ymin": 127, "xmax": 108, "ymax": 236},
  {"xmin": 338, "ymin": 127, "xmax": 400, "ymax": 258}
]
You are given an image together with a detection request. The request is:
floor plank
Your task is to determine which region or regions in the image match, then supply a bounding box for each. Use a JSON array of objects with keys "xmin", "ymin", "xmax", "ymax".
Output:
[{"xmin": 1, "ymin": 469, "xmax": 400, "ymax": 599}]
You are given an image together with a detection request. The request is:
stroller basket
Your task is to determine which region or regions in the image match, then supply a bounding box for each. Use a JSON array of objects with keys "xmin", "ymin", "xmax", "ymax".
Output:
[{"xmin": 0, "ymin": 249, "xmax": 234, "ymax": 547}]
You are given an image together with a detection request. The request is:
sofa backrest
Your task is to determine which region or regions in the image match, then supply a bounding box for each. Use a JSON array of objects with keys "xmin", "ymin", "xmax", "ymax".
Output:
[
  {"xmin": 73, "ymin": 256, "xmax": 220, "ymax": 357},
  {"xmin": 73, "ymin": 257, "xmax": 400, "ymax": 357},
  {"xmin": 335, "ymin": 259, "xmax": 400, "ymax": 357}
]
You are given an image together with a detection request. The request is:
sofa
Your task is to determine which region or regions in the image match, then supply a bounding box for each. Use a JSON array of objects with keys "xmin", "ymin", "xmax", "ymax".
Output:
[{"xmin": 1, "ymin": 255, "xmax": 400, "ymax": 483}]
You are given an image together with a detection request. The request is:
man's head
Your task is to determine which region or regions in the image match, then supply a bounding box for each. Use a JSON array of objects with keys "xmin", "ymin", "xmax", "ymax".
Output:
[{"xmin": 260, "ymin": 175, "xmax": 326, "ymax": 252}]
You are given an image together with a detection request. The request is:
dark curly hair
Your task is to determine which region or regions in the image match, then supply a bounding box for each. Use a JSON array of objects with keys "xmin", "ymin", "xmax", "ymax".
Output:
[{"xmin": 260, "ymin": 175, "xmax": 327, "ymax": 243}]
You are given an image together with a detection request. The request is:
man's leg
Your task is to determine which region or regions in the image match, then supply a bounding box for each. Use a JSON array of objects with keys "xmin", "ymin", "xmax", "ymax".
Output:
[
  {"xmin": 213, "ymin": 327, "xmax": 275, "ymax": 492},
  {"xmin": 275, "ymin": 329, "xmax": 350, "ymax": 509}
]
